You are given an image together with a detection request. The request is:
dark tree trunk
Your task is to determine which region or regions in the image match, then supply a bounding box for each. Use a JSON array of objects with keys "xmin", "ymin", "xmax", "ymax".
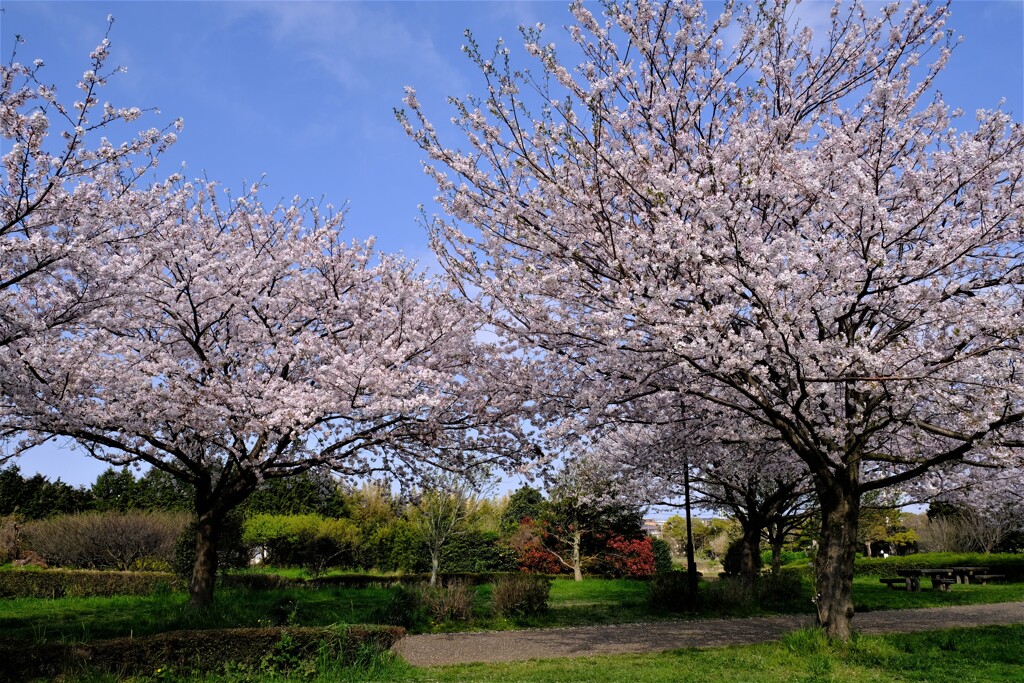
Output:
[
  {"xmin": 770, "ymin": 532, "xmax": 784, "ymax": 576},
  {"xmin": 738, "ymin": 525, "xmax": 762, "ymax": 583},
  {"xmin": 813, "ymin": 477, "xmax": 860, "ymax": 639},
  {"xmin": 189, "ymin": 509, "xmax": 222, "ymax": 608},
  {"xmin": 683, "ymin": 454, "xmax": 699, "ymax": 596}
]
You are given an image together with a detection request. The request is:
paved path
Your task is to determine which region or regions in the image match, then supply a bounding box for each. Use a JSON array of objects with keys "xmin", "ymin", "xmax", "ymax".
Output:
[{"xmin": 393, "ymin": 601, "xmax": 1024, "ymax": 666}]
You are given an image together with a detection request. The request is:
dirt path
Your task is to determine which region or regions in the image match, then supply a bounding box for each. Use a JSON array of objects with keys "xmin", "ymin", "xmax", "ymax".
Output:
[{"xmin": 393, "ymin": 601, "xmax": 1024, "ymax": 666}]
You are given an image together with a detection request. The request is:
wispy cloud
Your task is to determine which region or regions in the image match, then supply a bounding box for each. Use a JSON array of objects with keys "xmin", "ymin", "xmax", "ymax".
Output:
[{"xmin": 221, "ymin": 2, "xmax": 468, "ymax": 95}]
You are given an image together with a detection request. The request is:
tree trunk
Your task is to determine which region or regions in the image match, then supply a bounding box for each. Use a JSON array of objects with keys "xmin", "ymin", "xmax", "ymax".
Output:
[
  {"xmin": 189, "ymin": 511, "xmax": 221, "ymax": 608},
  {"xmin": 814, "ymin": 479, "xmax": 860, "ymax": 639},
  {"xmin": 572, "ymin": 531, "xmax": 583, "ymax": 582},
  {"xmin": 771, "ymin": 535, "xmax": 783, "ymax": 576},
  {"xmin": 430, "ymin": 550, "xmax": 440, "ymax": 586},
  {"xmin": 738, "ymin": 526, "xmax": 761, "ymax": 583}
]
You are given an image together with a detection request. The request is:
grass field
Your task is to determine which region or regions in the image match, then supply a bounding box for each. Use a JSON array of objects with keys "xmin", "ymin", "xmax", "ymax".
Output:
[
  {"xmin": 3, "ymin": 574, "xmax": 1022, "ymax": 644},
  {"xmin": 52, "ymin": 624, "xmax": 1024, "ymax": 682}
]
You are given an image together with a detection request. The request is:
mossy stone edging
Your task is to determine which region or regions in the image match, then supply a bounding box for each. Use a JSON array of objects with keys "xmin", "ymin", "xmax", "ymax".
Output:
[{"xmin": 0, "ymin": 624, "xmax": 405, "ymax": 680}]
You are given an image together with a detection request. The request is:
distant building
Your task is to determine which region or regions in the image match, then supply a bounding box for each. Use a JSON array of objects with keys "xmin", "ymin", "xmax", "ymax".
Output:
[{"xmin": 642, "ymin": 518, "xmax": 665, "ymax": 538}]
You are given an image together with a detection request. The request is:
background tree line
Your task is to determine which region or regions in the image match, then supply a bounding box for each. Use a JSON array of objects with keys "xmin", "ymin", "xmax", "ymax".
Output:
[{"xmin": 0, "ymin": 465, "xmax": 671, "ymax": 580}]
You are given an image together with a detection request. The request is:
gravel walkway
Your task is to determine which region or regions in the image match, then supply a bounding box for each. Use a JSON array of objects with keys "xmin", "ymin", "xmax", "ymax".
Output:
[{"xmin": 393, "ymin": 601, "xmax": 1024, "ymax": 666}]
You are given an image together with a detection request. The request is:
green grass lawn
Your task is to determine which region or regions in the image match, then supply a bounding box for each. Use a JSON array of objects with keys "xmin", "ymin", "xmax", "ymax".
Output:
[
  {"xmin": 3, "ymin": 574, "xmax": 1021, "ymax": 645},
  {"xmin": 58, "ymin": 624, "xmax": 1024, "ymax": 682},
  {"xmin": 383, "ymin": 625, "xmax": 1024, "ymax": 683}
]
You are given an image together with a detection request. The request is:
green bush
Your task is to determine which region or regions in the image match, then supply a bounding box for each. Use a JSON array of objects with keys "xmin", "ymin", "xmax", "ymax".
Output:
[
  {"xmin": 0, "ymin": 568, "xmax": 180, "ymax": 598},
  {"xmin": 722, "ymin": 538, "xmax": 762, "ymax": 577},
  {"xmin": 363, "ymin": 519, "xmax": 425, "ymax": 572},
  {"xmin": 0, "ymin": 624, "xmax": 404, "ymax": 680},
  {"xmin": 852, "ymin": 552, "xmax": 1024, "ymax": 579},
  {"xmin": 242, "ymin": 514, "xmax": 360, "ymax": 574},
  {"xmin": 490, "ymin": 573, "xmax": 551, "ymax": 617},
  {"xmin": 440, "ymin": 531, "xmax": 518, "ymax": 573},
  {"xmin": 651, "ymin": 537, "xmax": 674, "ymax": 573},
  {"xmin": 701, "ymin": 571, "xmax": 807, "ymax": 612},
  {"xmin": 375, "ymin": 583, "xmax": 429, "ymax": 629},
  {"xmin": 647, "ymin": 570, "xmax": 698, "ymax": 612}
]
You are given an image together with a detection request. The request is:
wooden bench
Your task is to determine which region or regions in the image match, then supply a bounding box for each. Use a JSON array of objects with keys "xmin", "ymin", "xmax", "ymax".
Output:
[
  {"xmin": 971, "ymin": 574, "xmax": 1005, "ymax": 585},
  {"xmin": 931, "ymin": 577, "xmax": 956, "ymax": 591},
  {"xmin": 880, "ymin": 577, "xmax": 908, "ymax": 590}
]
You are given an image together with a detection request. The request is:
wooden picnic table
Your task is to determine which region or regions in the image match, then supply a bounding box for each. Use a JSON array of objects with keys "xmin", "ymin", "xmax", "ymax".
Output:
[
  {"xmin": 882, "ymin": 566, "xmax": 1003, "ymax": 593},
  {"xmin": 894, "ymin": 569, "xmax": 924, "ymax": 591},
  {"xmin": 947, "ymin": 566, "xmax": 990, "ymax": 584}
]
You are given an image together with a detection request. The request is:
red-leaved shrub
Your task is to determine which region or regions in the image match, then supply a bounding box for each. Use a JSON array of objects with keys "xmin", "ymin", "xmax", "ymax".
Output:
[{"xmin": 603, "ymin": 536, "xmax": 656, "ymax": 578}]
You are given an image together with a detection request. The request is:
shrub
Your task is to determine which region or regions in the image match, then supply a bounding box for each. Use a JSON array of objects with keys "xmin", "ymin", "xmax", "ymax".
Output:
[
  {"xmin": 0, "ymin": 568, "xmax": 180, "ymax": 598},
  {"xmin": 647, "ymin": 570, "xmax": 698, "ymax": 613},
  {"xmin": 491, "ymin": 573, "xmax": 551, "ymax": 617},
  {"xmin": 22, "ymin": 511, "xmax": 189, "ymax": 570},
  {"xmin": 722, "ymin": 538, "xmax": 763, "ymax": 577},
  {"xmin": 375, "ymin": 583, "xmax": 428, "ymax": 629},
  {"xmin": 518, "ymin": 542, "xmax": 565, "ymax": 574},
  {"xmin": 440, "ymin": 530, "xmax": 518, "ymax": 573},
  {"xmin": 851, "ymin": 552, "xmax": 1024, "ymax": 580},
  {"xmin": 701, "ymin": 571, "xmax": 806, "ymax": 612},
  {"xmin": 754, "ymin": 570, "xmax": 806, "ymax": 610},
  {"xmin": 651, "ymin": 537, "xmax": 674, "ymax": 573},
  {"xmin": 363, "ymin": 519, "xmax": 426, "ymax": 572},
  {"xmin": 419, "ymin": 580, "xmax": 476, "ymax": 623},
  {"xmin": 242, "ymin": 514, "xmax": 360, "ymax": 574},
  {"xmin": 601, "ymin": 536, "xmax": 657, "ymax": 578},
  {"xmin": 0, "ymin": 624, "xmax": 404, "ymax": 680},
  {"xmin": 703, "ymin": 575, "xmax": 755, "ymax": 610}
]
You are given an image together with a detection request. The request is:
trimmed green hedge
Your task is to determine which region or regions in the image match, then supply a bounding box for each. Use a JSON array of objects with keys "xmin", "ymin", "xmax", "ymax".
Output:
[
  {"xmin": 853, "ymin": 553, "xmax": 1024, "ymax": 580},
  {"xmin": 1, "ymin": 566, "xmax": 572, "ymax": 599},
  {"xmin": 0, "ymin": 624, "xmax": 404, "ymax": 681},
  {"xmin": 0, "ymin": 568, "xmax": 181, "ymax": 598},
  {"xmin": 781, "ymin": 553, "xmax": 1024, "ymax": 581}
]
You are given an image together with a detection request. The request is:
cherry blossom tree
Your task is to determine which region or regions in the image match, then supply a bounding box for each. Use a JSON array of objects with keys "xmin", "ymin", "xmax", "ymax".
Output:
[
  {"xmin": 403, "ymin": 0, "xmax": 1024, "ymax": 638},
  {"xmin": 594, "ymin": 409, "xmax": 814, "ymax": 580},
  {"xmin": 3, "ymin": 181, "xmax": 524, "ymax": 606},
  {"xmin": 1, "ymin": 19, "xmax": 181, "ymax": 349}
]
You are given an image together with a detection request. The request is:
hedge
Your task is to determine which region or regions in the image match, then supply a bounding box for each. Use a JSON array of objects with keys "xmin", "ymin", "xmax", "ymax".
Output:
[
  {"xmin": 1, "ymin": 567, "xmax": 587, "ymax": 599},
  {"xmin": 852, "ymin": 553, "xmax": 1024, "ymax": 580},
  {"xmin": 0, "ymin": 568, "xmax": 181, "ymax": 598},
  {"xmin": 0, "ymin": 624, "xmax": 405, "ymax": 681}
]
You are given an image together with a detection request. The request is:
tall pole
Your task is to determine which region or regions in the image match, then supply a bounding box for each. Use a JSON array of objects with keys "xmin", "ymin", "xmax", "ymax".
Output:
[{"xmin": 683, "ymin": 448, "xmax": 699, "ymax": 596}]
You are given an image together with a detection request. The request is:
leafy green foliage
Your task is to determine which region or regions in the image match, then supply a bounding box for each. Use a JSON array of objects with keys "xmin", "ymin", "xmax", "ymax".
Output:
[
  {"xmin": 650, "ymin": 537, "xmax": 673, "ymax": 574},
  {"xmin": 0, "ymin": 465, "xmax": 92, "ymax": 520},
  {"xmin": 500, "ymin": 486, "xmax": 545, "ymax": 533},
  {"xmin": 440, "ymin": 531, "xmax": 517, "ymax": 573},
  {"xmin": 239, "ymin": 471, "xmax": 349, "ymax": 518},
  {"xmin": 851, "ymin": 553, "xmax": 1024, "ymax": 580}
]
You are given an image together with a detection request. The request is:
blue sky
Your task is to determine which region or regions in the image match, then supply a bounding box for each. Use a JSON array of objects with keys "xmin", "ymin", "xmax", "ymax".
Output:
[{"xmin": 3, "ymin": 0, "xmax": 1023, "ymax": 489}]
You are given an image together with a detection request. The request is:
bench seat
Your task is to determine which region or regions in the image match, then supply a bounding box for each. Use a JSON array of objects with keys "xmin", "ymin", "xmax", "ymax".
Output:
[
  {"xmin": 879, "ymin": 577, "xmax": 907, "ymax": 589},
  {"xmin": 931, "ymin": 577, "xmax": 956, "ymax": 591},
  {"xmin": 970, "ymin": 574, "xmax": 1005, "ymax": 584}
]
